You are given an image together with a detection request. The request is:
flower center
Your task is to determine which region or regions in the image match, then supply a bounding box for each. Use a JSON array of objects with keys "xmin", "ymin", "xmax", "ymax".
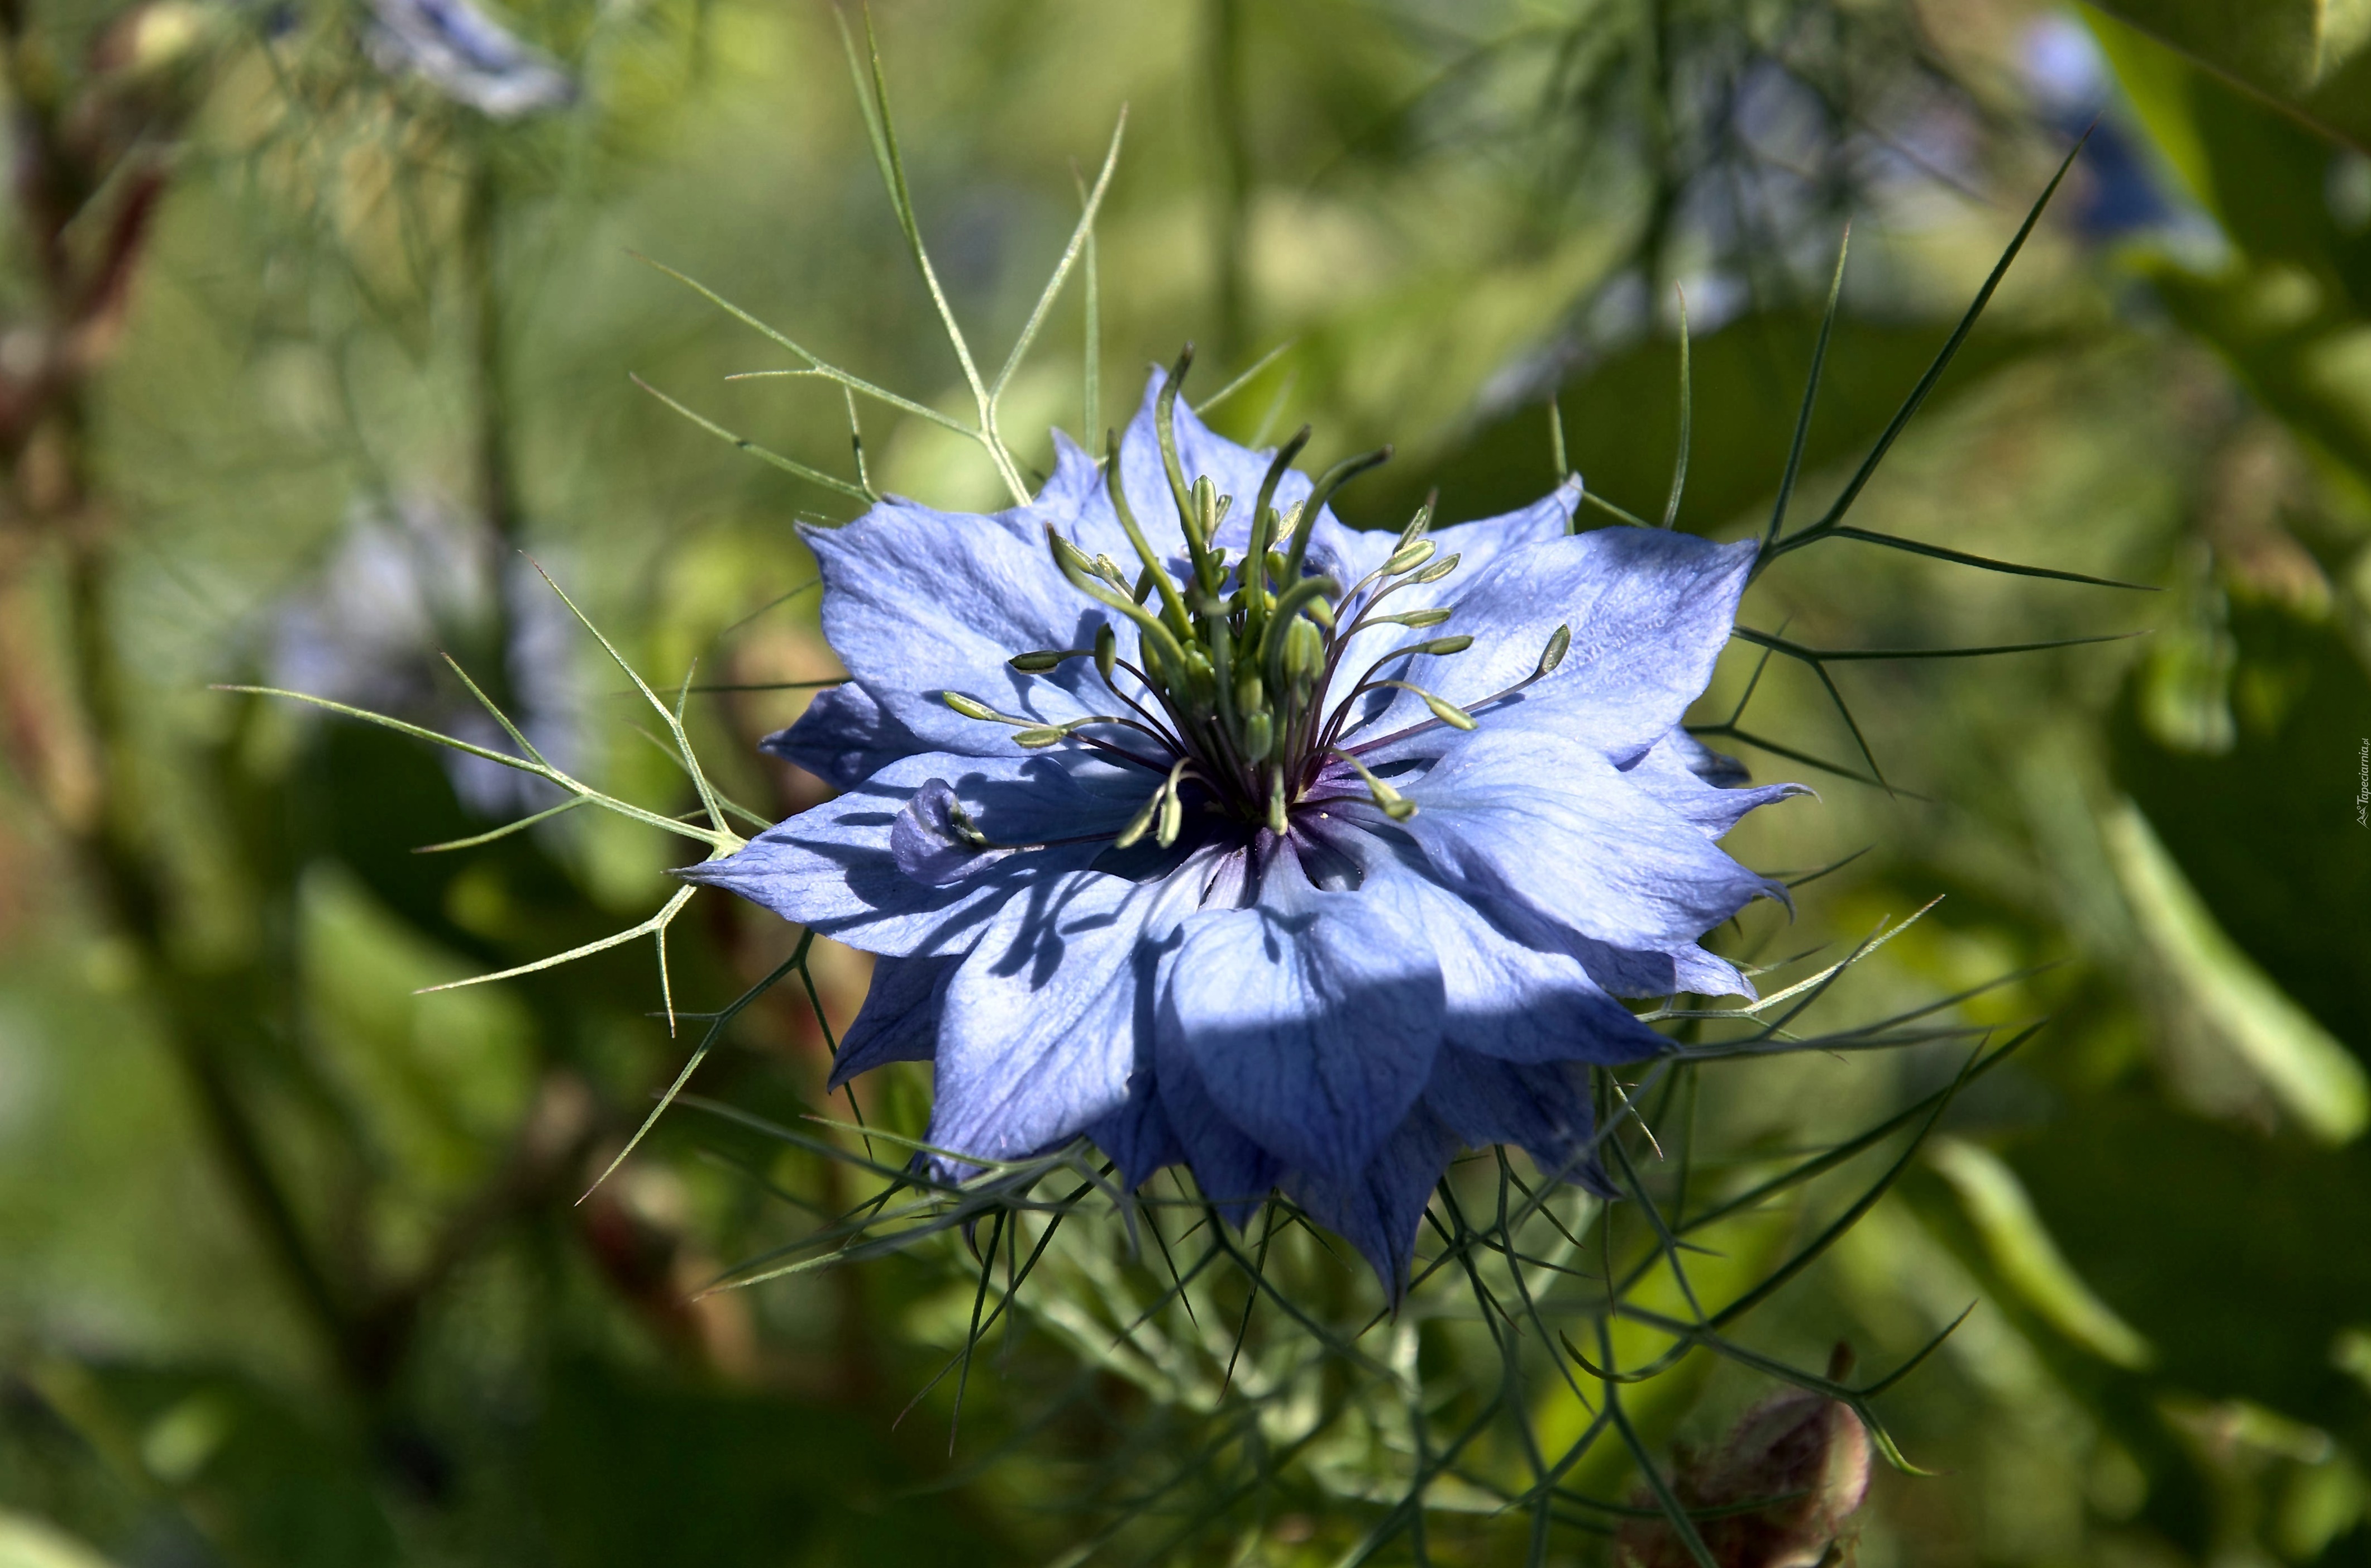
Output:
[{"xmin": 942, "ymin": 353, "xmax": 1570, "ymax": 850}]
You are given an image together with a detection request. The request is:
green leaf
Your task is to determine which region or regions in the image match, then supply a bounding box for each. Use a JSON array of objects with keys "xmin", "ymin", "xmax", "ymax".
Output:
[
  {"xmin": 2085, "ymin": 0, "xmax": 2371, "ymax": 152},
  {"xmin": 2101, "ymin": 799, "xmax": 2368, "ymax": 1143},
  {"xmin": 1926, "ymin": 1136, "xmax": 2155, "ymax": 1368}
]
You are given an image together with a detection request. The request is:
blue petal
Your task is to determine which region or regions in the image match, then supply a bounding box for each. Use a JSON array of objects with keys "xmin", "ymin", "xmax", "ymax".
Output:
[
  {"xmin": 1425, "ymin": 480, "xmax": 1586, "ymax": 574},
  {"xmin": 803, "ymin": 501, "xmax": 1114, "ymax": 757},
  {"xmin": 679, "ymin": 753, "xmax": 1139, "ymax": 957},
  {"xmin": 1158, "ymin": 848, "xmax": 1444, "ymax": 1187},
  {"xmin": 1621, "ymin": 728, "xmax": 1810, "ymax": 840},
  {"xmin": 892, "ymin": 780, "xmax": 1012, "ymax": 887},
  {"xmin": 826, "ymin": 955, "xmax": 953, "ymax": 1089},
  {"xmin": 1152, "ymin": 1031, "xmax": 1283, "ymax": 1227},
  {"xmin": 1349, "ymin": 528, "xmax": 1758, "ymax": 766},
  {"xmin": 1086, "ymin": 1076, "xmax": 1184, "ymax": 1190},
  {"xmin": 1323, "ymin": 831, "xmax": 1671, "ymax": 1065},
  {"xmin": 1420, "ymin": 1049, "xmax": 1616, "ymax": 1195},
  {"xmin": 1320, "ymin": 481, "xmax": 1586, "ymax": 699},
  {"xmin": 1281, "ymin": 1107, "xmax": 1459, "ymax": 1294},
  {"xmin": 1387, "ymin": 726, "xmax": 1787, "ymax": 970},
  {"xmin": 1662, "ymin": 727, "xmax": 1751, "ymax": 787},
  {"xmin": 927, "ymin": 867, "xmax": 1204, "ymax": 1165},
  {"xmin": 760, "ymin": 683, "xmax": 928, "ymax": 791}
]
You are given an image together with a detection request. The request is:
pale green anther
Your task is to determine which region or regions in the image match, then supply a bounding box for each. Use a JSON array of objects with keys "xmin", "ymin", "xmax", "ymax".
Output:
[
  {"xmin": 1266, "ymin": 549, "xmax": 1291, "ymax": 582},
  {"xmin": 1190, "ymin": 475, "xmax": 1218, "ymax": 547},
  {"xmin": 1420, "ymin": 692, "xmax": 1477, "ymax": 730},
  {"xmin": 1009, "ymin": 648, "xmax": 1082, "ymax": 673},
  {"xmin": 1178, "ymin": 643, "xmax": 1216, "ymax": 705},
  {"xmin": 1384, "ymin": 539, "xmax": 1436, "ymax": 576},
  {"xmin": 1405, "ymin": 634, "xmax": 1473, "ymax": 657},
  {"xmin": 1266, "ymin": 767, "xmax": 1289, "ymax": 834},
  {"xmin": 1114, "ymin": 787, "xmax": 1161, "ymax": 849},
  {"xmin": 1094, "ymin": 553, "xmax": 1129, "ymax": 589},
  {"xmin": 1013, "ymin": 726, "xmax": 1069, "ymax": 748},
  {"xmin": 1333, "ymin": 747, "xmax": 1416, "ymax": 822},
  {"xmin": 943, "ymin": 691, "xmax": 1000, "ymax": 721},
  {"xmin": 1373, "ymin": 677, "xmax": 1476, "ymax": 730},
  {"xmin": 1396, "ymin": 494, "xmax": 1436, "ymax": 547},
  {"xmin": 947, "ymin": 800, "xmax": 993, "ymax": 848},
  {"xmin": 1156, "ymin": 777, "xmax": 1184, "ymax": 847},
  {"xmin": 1537, "ymin": 623, "xmax": 1572, "ymax": 676},
  {"xmin": 1241, "ymin": 709, "xmax": 1273, "ymax": 760},
  {"xmin": 1375, "ymin": 608, "xmax": 1452, "ymax": 629},
  {"xmin": 1093, "ymin": 623, "xmax": 1117, "ymax": 681},
  {"xmin": 1233, "ymin": 660, "xmax": 1265, "ymax": 715},
  {"xmin": 1306, "ymin": 596, "xmax": 1336, "ymax": 630},
  {"xmin": 1282, "ymin": 616, "xmax": 1326, "ymax": 689},
  {"xmin": 1411, "ymin": 552, "xmax": 1462, "ymax": 584}
]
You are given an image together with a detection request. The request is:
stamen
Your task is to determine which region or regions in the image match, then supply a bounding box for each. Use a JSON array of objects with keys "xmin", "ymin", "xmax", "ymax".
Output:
[
  {"xmin": 1370, "ymin": 680, "xmax": 1476, "ymax": 730},
  {"xmin": 1328, "ymin": 747, "xmax": 1416, "ymax": 821},
  {"xmin": 1009, "ymin": 647, "xmax": 1090, "ymax": 673}
]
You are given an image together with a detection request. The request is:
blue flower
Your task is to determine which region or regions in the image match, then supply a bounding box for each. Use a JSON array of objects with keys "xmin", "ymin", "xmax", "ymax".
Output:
[{"xmin": 684, "ymin": 366, "xmax": 1804, "ymax": 1288}]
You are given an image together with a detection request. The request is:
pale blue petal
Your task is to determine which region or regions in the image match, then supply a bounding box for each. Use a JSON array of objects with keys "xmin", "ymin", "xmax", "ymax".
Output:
[
  {"xmin": 1348, "ymin": 528, "xmax": 1758, "ymax": 766},
  {"xmin": 1159, "ymin": 849, "xmax": 1444, "ymax": 1187},
  {"xmin": 826, "ymin": 955, "xmax": 952, "ymax": 1090},
  {"xmin": 1663, "ymin": 727, "xmax": 1750, "ymax": 787},
  {"xmin": 760, "ymin": 683, "xmax": 927, "ymax": 791},
  {"xmin": 927, "ymin": 867, "xmax": 1204, "ymax": 1165},
  {"xmin": 1389, "ymin": 727, "xmax": 1787, "ymax": 960},
  {"xmin": 1620, "ymin": 728, "xmax": 1810, "ymax": 840},
  {"xmin": 803, "ymin": 501, "xmax": 1112, "ymax": 757},
  {"xmin": 1322, "ymin": 480, "xmax": 1586, "ymax": 702},
  {"xmin": 678, "ymin": 753, "xmax": 1139, "ymax": 957}
]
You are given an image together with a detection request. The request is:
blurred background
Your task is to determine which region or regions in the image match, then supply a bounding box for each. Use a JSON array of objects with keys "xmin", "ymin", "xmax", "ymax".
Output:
[{"xmin": 0, "ymin": 0, "xmax": 2366, "ymax": 1562}]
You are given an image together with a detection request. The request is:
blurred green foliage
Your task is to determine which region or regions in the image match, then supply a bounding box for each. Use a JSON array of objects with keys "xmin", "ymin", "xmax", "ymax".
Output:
[{"xmin": 0, "ymin": 0, "xmax": 2367, "ymax": 1562}]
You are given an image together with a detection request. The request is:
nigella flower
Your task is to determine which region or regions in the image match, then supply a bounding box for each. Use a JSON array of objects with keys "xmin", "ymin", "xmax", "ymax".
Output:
[
  {"xmin": 685, "ymin": 364, "xmax": 1804, "ymax": 1288},
  {"xmin": 365, "ymin": 0, "xmax": 574, "ymax": 119}
]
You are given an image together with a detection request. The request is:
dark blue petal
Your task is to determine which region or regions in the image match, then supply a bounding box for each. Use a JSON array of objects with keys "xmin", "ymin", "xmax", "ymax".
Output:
[
  {"xmin": 1086, "ymin": 1077, "xmax": 1183, "ymax": 1190},
  {"xmin": 760, "ymin": 683, "xmax": 928, "ymax": 791},
  {"xmin": 1152, "ymin": 1028, "xmax": 1284, "ymax": 1227},
  {"xmin": 1281, "ymin": 1107, "xmax": 1459, "ymax": 1296},
  {"xmin": 1420, "ymin": 1049, "xmax": 1617, "ymax": 1196},
  {"xmin": 1158, "ymin": 849, "xmax": 1443, "ymax": 1187},
  {"xmin": 826, "ymin": 955, "xmax": 954, "ymax": 1089},
  {"xmin": 1324, "ymin": 831, "xmax": 1669, "ymax": 1064}
]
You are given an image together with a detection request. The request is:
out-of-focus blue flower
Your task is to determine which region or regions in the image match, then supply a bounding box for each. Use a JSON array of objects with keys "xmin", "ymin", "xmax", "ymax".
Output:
[
  {"xmin": 686, "ymin": 369, "xmax": 1803, "ymax": 1287},
  {"xmin": 365, "ymin": 0, "xmax": 573, "ymax": 119}
]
